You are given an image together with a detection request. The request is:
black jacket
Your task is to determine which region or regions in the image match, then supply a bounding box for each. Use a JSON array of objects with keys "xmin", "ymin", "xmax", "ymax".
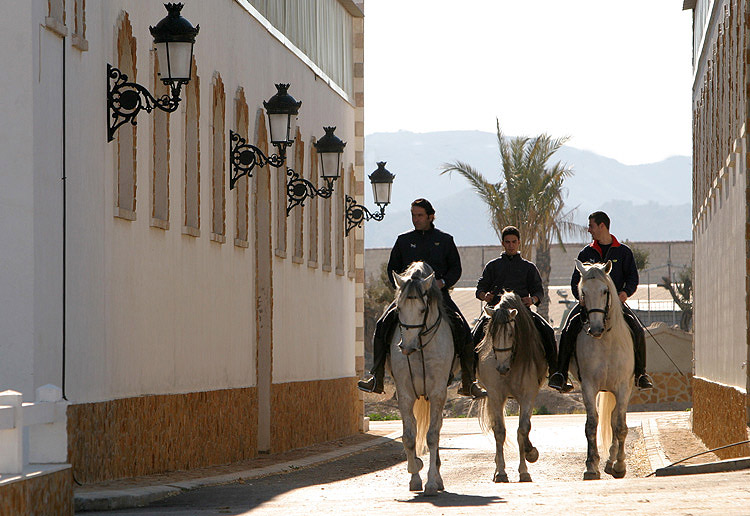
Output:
[
  {"xmin": 571, "ymin": 235, "xmax": 638, "ymax": 299},
  {"xmin": 387, "ymin": 226, "xmax": 461, "ymax": 289},
  {"xmin": 475, "ymin": 253, "xmax": 544, "ymax": 306}
]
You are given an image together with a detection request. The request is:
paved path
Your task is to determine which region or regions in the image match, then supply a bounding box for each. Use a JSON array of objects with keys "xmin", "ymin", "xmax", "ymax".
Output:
[{"xmin": 77, "ymin": 413, "xmax": 750, "ymax": 515}]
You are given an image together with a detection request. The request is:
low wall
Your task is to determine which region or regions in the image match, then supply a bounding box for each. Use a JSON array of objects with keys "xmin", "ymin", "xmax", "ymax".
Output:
[
  {"xmin": 692, "ymin": 377, "xmax": 750, "ymax": 459},
  {"xmin": 0, "ymin": 466, "xmax": 73, "ymax": 516},
  {"xmin": 629, "ymin": 372, "xmax": 692, "ymax": 405},
  {"xmin": 271, "ymin": 377, "xmax": 360, "ymax": 454},
  {"xmin": 68, "ymin": 388, "xmax": 258, "ymax": 484}
]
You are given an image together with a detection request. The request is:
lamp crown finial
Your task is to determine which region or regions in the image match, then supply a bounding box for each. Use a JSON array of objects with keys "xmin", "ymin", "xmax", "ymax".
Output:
[{"xmin": 164, "ymin": 3, "xmax": 184, "ymax": 16}]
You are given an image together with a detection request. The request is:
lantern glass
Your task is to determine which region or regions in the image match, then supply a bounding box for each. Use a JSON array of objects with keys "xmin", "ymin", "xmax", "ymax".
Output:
[
  {"xmin": 319, "ymin": 151, "xmax": 342, "ymax": 180},
  {"xmin": 156, "ymin": 41, "xmax": 193, "ymax": 83},
  {"xmin": 372, "ymin": 181, "xmax": 392, "ymax": 206},
  {"xmin": 268, "ymin": 112, "xmax": 292, "ymax": 147}
]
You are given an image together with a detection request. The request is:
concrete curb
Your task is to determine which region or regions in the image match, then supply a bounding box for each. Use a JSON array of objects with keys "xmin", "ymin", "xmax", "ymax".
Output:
[
  {"xmin": 641, "ymin": 417, "xmax": 669, "ymax": 471},
  {"xmin": 655, "ymin": 457, "xmax": 750, "ymax": 477},
  {"xmin": 75, "ymin": 430, "xmax": 403, "ymax": 512}
]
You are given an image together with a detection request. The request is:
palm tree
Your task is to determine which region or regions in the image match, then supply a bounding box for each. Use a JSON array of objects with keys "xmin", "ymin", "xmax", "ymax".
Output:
[{"xmin": 441, "ymin": 120, "xmax": 583, "ymax": 319}]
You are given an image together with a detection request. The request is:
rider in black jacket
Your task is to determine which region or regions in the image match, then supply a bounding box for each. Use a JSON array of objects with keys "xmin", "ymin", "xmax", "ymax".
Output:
[
  {"xmin": 471, "ymin": 226, "xmax": 563, "ymax": 386},
  {"xmin": 548, "ymin": 211, "xmax": 654, "ymax": 392},
  {"xmin": 357, "ymin": 199, "xmax": 487, "ymax": 398}
]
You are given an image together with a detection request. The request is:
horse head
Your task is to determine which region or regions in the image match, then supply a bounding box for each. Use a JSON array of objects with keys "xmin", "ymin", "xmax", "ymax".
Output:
[
  {"xmin": 394, "ymin": 263, "xmax": 440, "ymax": 356},
  {"xmin": 576, "ymin": 259, "xmax": 613, "ymax": 338},
  {"xmin": 483, "ymin": 303, "xmax": 518, "ymax": 375}
]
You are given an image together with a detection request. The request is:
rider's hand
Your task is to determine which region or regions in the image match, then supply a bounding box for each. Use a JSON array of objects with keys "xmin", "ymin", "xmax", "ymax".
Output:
[
  {"xmin": 522, "ymin": 296, "xmax": 534, "ymax": 307},
  {"xmin": 483, "ymin": 292, "xmax": 494, "ymax": 303},
  {"xmin": 618, "ymin": 291, "xmax": 628, "ymax": 303}
]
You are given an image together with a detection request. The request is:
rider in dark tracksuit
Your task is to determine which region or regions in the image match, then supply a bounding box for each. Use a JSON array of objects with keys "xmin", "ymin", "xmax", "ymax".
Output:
[
  {"xmin": 548, "ymin": 211, "xmax": 654, "ymax": 392},
  {"xmin": 471, "ymin": 226, "xmax": 559, "ymax": 381},
  {"xmin": 357, "ymin": 199, "xmax": 487, "ymax": 398}
]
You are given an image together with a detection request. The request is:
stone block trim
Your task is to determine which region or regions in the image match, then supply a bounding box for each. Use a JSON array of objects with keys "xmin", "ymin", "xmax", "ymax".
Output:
[
  {"xmin": 629, "ymin": 372, "xmax": 693, "ymax": 405},
  {"xmin": 0, "ymin": 467, "xmax": 73, "ymax": 516},
  {"xmin": 692, "ymin": 376, "xmax": 750, "ymax": 459},
  {"xmin": 68, "ymin": 388, "xmax": 258, "ymax": 484},
  {"xmin": 270, "ymin": 378, "xmax": 359, "ymax": 454}
]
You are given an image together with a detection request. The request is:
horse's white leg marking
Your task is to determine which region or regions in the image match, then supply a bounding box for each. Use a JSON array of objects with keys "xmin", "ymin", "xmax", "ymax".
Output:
[
  {"xmin": 490, "ymin": 394, "xmax": 509, "ymax": 483},
  {"xmin": 517, "ymin": 395, "xmax": 534, "ymax": 482},
  {"xmin": 582, "ymin": 383, "xmax": 601, "ymax": 480},
  {"xmin": 423, "ymin": 390, "xmax": 446, "ymax": 496},
  {"xmin": 611, "ymin": 385, "xmax": 630, "ymax": 478}
]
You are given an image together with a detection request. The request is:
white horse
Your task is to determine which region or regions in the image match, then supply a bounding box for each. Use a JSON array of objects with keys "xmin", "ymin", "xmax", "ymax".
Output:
[
  {"xmin": 475, "ymin": 292, "xmax": 547, "ymax": 483},
  {"xmin": 572, "ymin": 259, "xmax": 634, "ymax": 480},
  {"xmin": 388, "ymin": 261, "xmax": 456, "ymax": 496}
]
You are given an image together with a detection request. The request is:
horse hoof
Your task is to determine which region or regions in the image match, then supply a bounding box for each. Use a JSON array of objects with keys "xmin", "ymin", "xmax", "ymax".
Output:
[
  {"xmin": 519, "ymin": 473, "xmax": 532, "ymax": 482},
  {"xmin": 526, "ymin": 447, "xmax": 539, "ymax": 463},
  {"xmin": 409, "ymin": 476, "xmax": 423, "ymax": 492},
  {"xmin": 493, "ymin": 473, "xmax": 509, "ymax": 483},
  {"xmin": 437, "ymin": 480, "xmax": 445, "ymax": 491},
  {"xmin": 583, "ymin": 471, "xmax": 600, "ymax": 480},
  {"xmin": 423, "ymin": 486, "xmax": 439, "ymax": 497},
  {"xmin": 605, "ymin": 461, "xmax": 627, "ymax": 479}
]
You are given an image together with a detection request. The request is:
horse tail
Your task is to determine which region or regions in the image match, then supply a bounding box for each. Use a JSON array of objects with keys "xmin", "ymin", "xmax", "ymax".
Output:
[
  {"xmin": 414, "ymin": 397, "xmax": 430, "ymax": 456},
  {"xmin": 596, "ymin": 391, "xmax": 615, "ymax": 453}
]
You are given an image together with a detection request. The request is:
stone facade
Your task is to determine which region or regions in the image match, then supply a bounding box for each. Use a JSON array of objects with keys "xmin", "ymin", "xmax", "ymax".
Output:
[
  {"xmin": 692, "ymin": 377, "xmax": 750, "ymax": 459},
  {"xmin": 0, "ymin": 467, "xmax": 73, "ymax": 516},
  {"xmin": 68, "ymin": 388, "xmax": 258, "ymax": 484}
]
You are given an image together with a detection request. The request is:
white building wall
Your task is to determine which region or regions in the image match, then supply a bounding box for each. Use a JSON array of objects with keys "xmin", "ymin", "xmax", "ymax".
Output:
[
  {"xmin": 694, "ymin": 143, "xmax": 747, "ymax": 389},
  {"xmin": 0, "ymin": 1, "xmax": 35, "ymax": 398},
  {"xmin": 7, "ymin": 0, "xmax": 360, "ymax": 403}
]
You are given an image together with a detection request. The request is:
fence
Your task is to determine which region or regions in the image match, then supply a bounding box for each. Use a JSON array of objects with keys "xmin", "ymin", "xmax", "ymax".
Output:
[{"xmin": 0, "ymin": 385, "xmax": 69, "ymax": 474}]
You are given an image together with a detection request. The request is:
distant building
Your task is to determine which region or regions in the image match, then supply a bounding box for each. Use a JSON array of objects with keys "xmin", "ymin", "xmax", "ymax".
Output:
[
  {"xmin": 683, "ymin": 0, "xmax": 750, "ymax": 457},
  {"xmin": 0, "ymin": 0, "xmax": 366, "ymax": 499}
]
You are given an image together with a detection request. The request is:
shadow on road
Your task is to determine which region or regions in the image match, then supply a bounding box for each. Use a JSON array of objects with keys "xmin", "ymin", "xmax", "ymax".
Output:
[{"xmin": 398, "ymin": 491, "xmax": 506, "ymax": 507}]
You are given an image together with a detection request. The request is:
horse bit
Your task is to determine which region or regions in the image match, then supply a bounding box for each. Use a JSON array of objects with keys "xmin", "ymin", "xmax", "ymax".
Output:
[{"xmin": 397, "ymin": 286, "xmax": 443, "ymax": 400}]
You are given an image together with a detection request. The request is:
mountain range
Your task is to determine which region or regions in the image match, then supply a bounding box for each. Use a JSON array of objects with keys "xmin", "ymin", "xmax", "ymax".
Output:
[{"xmin": 363, "ymin": 130, "xmax": 692, "ymax": 247}]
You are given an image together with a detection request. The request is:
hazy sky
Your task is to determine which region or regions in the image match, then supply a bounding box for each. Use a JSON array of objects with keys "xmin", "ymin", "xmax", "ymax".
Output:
[{"xmin": 364, "ymin": 1, "xmax": 694, "ymax": 166}]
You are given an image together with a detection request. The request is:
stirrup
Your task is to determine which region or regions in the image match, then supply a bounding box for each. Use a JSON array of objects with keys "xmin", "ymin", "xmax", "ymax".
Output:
[
  {"xmin": 357, "ymin": 376, "xmax": 384, "ymax": 394},
  {"xmin": 636, "ymin": 374, "xmax": 653, "ymax": 390},
  {"xmin": 548, "ymin": 372, "xmax": 573, "ymax": 393}
]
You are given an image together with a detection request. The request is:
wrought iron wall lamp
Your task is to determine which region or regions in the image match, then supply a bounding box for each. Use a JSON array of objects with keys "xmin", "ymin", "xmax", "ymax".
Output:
[
  {"xmin": 285, "ymin": 127, "xmax": 346, "ymax": 215},
  {"xmin": 229, "ymin": 84, "xmax": 301, "ymax": 189},
  {"xmin": 107, "ymin": 3, "xmax": 199, "ymax": 142},
  {"xmin": 345, "ymin": 161, "xmax": 395, "ymax": 235}
]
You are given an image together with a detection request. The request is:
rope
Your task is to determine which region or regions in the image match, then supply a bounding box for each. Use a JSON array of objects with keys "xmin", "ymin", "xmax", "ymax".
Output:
[{"xmin": 632, "ymin": 311, "xmax": 685, "ymax": 376}]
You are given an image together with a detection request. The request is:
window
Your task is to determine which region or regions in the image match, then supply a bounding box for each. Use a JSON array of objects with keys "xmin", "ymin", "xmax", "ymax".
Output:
[
  {"xmin": 307, "ymin": 139, "xmax": 319, "ymax": 268},
  {"xmin": 72, "ymin": 0, "xmax": 88, "ymax": 50},
  {"xmin": 45, "ymin": 0, "xmax": 67, "ymax": 37},
  {"xmin": 234, "ymin": 88, "xmax": 250, "ymax": 247},
  {"xmin": 211, "ymin": 74, "xmax": 226, "ymax": 243},
  {"xmin": 275, "ymin": 141, "xmax": 288, "ymax": 258},
  {"xmin": 292, "ymin": 130, "xmax": 305, "ymax": 264},
  {"xmin": 115, "ymin": 13, "xmax": 136, "ymax": 220},
  {"xmin": 183, "ymin": 59, "xmax": 200, "ymax": 236},
  {"xmin": 151, "ymin": 52, "xmax": 170, "ymax": 229},
  {"xmin": 335, "ymin": 163, "xmax": 345, "ymax": 276}
]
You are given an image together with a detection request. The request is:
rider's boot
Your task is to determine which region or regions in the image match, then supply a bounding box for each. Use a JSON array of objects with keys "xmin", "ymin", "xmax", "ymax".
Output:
[
  {"xmin": 632, "ymin": 325, "xmax": 653, "ymax": 390},
  {"xmin": 548, "ymin": 319, "xmax": 576, "ymax": 393},
  {"xmin": 357, "ymin": 307, "xmax": 397, "ymax": 394},
  {"xmin": 455, "ymin": 319, "xmax": 487, "ymax": 398}
]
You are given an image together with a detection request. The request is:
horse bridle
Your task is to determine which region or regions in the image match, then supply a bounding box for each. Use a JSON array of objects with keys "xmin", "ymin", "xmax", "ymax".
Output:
[
  {"xmin": 580, "ymin": 287, "xmax": 611, "ymax": 334},
  {"xmin": 397, "ymin": 288, "xmax": 443, "ymax": 354},
  {"xmin": 396, "ymin": 284, "xmax": 443, "ymax": 400},
  {"xmin": 491, "ymin": 318, "xmax": 517, "ymax": 366}
]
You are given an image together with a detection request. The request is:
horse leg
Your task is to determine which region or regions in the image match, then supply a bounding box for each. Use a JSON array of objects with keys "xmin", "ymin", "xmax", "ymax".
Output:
[
  {"xmin": 398, "ymin": 395, "xmax": 423, "ymax": 491},
  {"xmin": 582, "ymin": 386, "xmax": 601, "ymax": 480},
  {"xmin": 517, "ymin": 401, "xmax": 534, "ymax": 482},
  {"xmin": 423, "ymin": 392, "xmax": 447, "ymax": 496},
  {"xmin": 606, "ymin": 391, "xmax": 629, "ymax": 479},
  {"xmin": 490, "ymin": 396, "xmax": 509, "ymax": 483}
]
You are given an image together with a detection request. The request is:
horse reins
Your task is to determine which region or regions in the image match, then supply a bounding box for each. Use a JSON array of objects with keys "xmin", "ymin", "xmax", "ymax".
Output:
[
  {"xmin": 398, "ymin": 286, "xmax": 443, "ymax": 400},
  {"xmin": 580, "ymin": 288, "xmax": 612, "ymax": 335}
]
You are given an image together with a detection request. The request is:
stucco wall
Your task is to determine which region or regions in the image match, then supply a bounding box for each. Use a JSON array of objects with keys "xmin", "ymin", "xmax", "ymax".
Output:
[
  {"xmin": 694, "ymin": 148, "xmax": 747, "ymax": 389},
  {"xmin": 42, "ymin": 1, "xmax": 361, "ymax": 403}
]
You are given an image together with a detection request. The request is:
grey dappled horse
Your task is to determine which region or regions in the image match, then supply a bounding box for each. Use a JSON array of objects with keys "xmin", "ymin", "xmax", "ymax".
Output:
[
  {"xmin": 387, "ymin": 261, "xmax": 456, "ymax": 496},
  {"xmin": 476, "ymin": 292, "xmax": 547, "ymax": 483},
  {"xmin": 571, "ymin": 260, "xmax": 634, "ymax": 480}
]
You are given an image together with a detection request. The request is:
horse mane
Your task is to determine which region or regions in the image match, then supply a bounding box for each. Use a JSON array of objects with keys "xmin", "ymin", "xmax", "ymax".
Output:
[
  {"xmin": 395, "ymin": 261, "xmax": 446, "ymax": 317},
  {"xmin": 578, "ymin": 263, "xmax": 626, "ymax": 327},
  {"xmin": 479, "ymin": 291, "xmax": 545, "ymax": 372}
]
